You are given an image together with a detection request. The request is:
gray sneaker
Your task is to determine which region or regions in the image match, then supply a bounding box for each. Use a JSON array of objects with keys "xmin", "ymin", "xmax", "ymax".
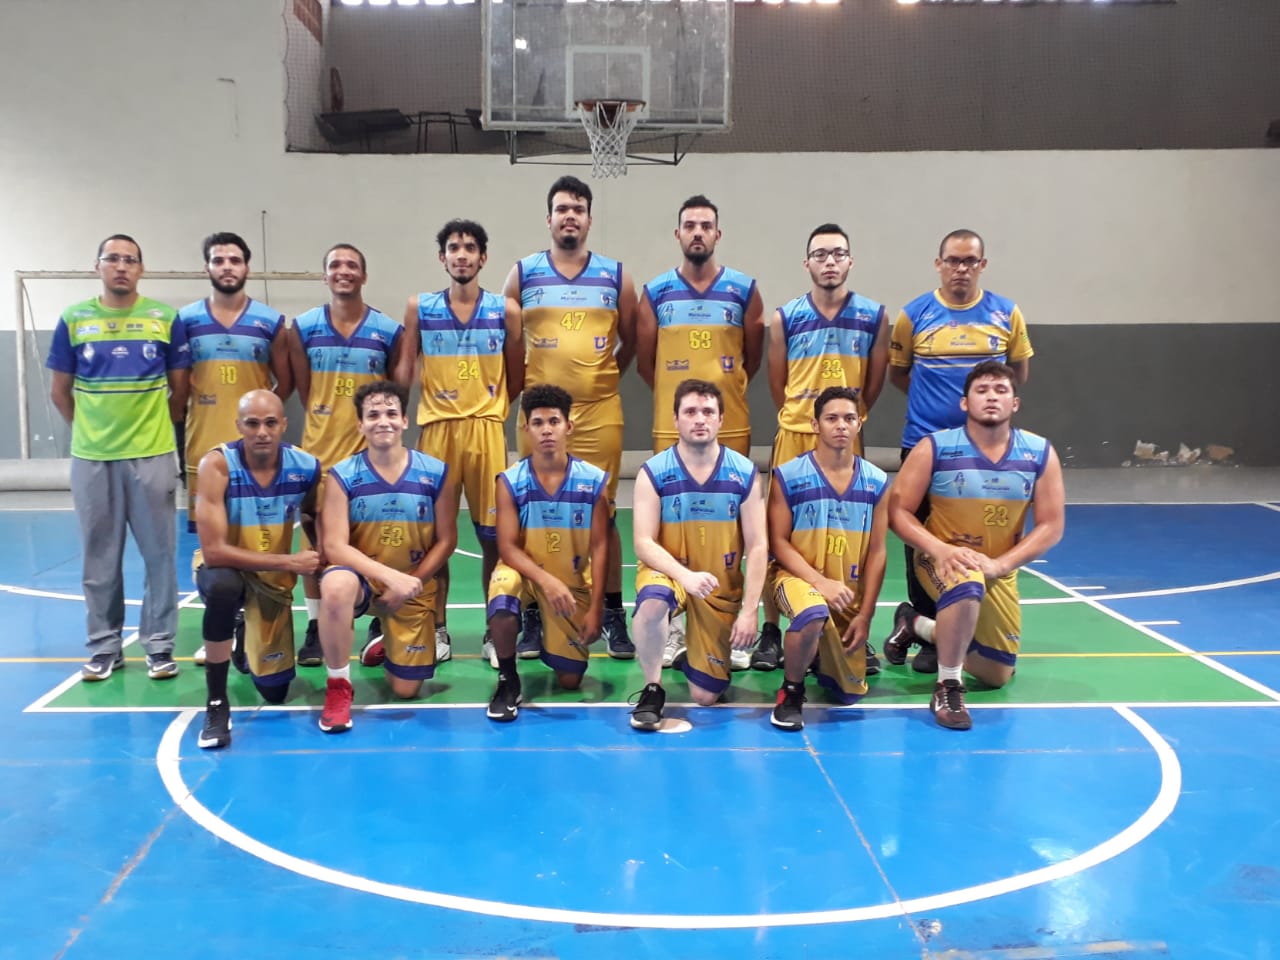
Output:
[
  {"xmin": 81, "ymin": 650, "xmax": 124, "ymax": 682},
  {"xmin": 146, "ymin": 651, "xmax": 180, "ymax": 680}
]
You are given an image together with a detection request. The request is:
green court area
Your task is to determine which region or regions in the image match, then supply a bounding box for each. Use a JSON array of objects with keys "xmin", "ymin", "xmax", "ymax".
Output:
[{"xmin": 43, "ymin": 513, "xmax": 1271, "ymax": 710}]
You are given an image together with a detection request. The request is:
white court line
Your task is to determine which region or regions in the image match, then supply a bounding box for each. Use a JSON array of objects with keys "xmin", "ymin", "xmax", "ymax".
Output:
[
  {"xmin": 31, "ymin": 698, "xmax": 1280, "ymax": 716},
  {"xmin": 155, "ymin": 704, "xmax": 1180, "ymax": 929},
  {"xmin": 1, "ymin": 584, "xmax": 142, "ymax": 606},
  {"xmin": 23, "ymin": 590, "xmax": 204, "ymax": 713},
  {"xmin": 1071, "ymin": 586, "xmax": 1107, "ymax": 591},
  {"xmin": 1254, "ymin": 502, "xmax": 1280, "ymax": 515},
  {"xmin": 1025, "ymin": 567, "xmax": 1280, "ymax": 703},
  {"xmin": 1137, "ymin": 620, "xmax": 1180, "ymax": 627}
]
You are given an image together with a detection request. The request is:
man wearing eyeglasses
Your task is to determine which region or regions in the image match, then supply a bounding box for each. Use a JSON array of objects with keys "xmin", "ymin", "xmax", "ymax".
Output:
[
  {"xmin": 47, "ymin": 235, "xmax": 192, "ymax": 682},
  {"xmin": 753, "ymin": 224, "xmax": 888, "ymax": 672},
  {"xmin": 882, "ymin": 229, "xmax": 1034, "ymax": 675}
]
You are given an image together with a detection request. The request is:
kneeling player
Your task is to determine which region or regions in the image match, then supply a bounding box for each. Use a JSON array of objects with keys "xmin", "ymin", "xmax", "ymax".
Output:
[
  {"xmin": 485, "ymin": 385, "xmax": 610, "ymax": 721},
  {"xmin": 193, "ymin": 390, "xmax": 322, "ymax": 749},
  {"xmin": 768, "ymin": 387, "xmax": 888, "ymax": 731},
  {"xmin": 888, "ymin": 360, "xmax": 1064, "ymax": 730},
  {"xmin": 629, "ymin": 379, "xmax": 767, "ymax": 729},
  {"xmin": 316, "ymin": 380, "xmax": 457, "ymax": 733}
]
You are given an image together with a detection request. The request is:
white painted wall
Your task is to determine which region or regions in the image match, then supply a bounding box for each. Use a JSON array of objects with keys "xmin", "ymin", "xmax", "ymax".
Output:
[{"xmin": 1, "ymin": 0, "xmax": 1277, "ymax": 340}]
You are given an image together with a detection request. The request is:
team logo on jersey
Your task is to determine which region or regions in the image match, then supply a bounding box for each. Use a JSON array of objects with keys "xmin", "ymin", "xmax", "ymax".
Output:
[
  {"xmin": 527, "ymin": 287, "xmax": 545, "ymax": 305},
  {"xmin": 593, "ymin": 336, "xmax": 608, "ymax": 350},
  {"xmin": 659, "ymin": 303, "xmax": 675, "ymax": 323},
  {"xmin": 989, "ymin": 335, "xmax": 1000, "ymax": 350},
  {"xmin": 417, "ymin": 502, "xmax": 428, "ymax": 520},
  {"xmin": 727, "ymin": 501, "xmax": 737, "ymax": 519},
  {"xmin": 82, "ymin": 343, "xmax": 95, "ymax": 361},
  {"xmin": 367, "ymin": 357, "xmax": 382, "ymax": 372},
  {"xmin": 112, "ymin": 345, "xmax": 130, "ymax": 359},
  {"xmin": 573, "ymin": 509, "xmax": 585, "ymax": 527},
  {"xmin": 530, "ymin": 336, "xmax": 559, "ymax": 349},
  {"xmin": 488, "ymin": 337, "xmax": 500, "ymax": 351},
  {"xmin": 723, "ymin": 551, "xmax": 738, "ymax": 568},
  {"xmin": 953, "ymin": 472, "xmax": 966, "ymax": 493},
  {"xmin": 601, "ymin": 291, "xmax": 616, "ymax": 308},
  {"xmin": 720, "ymin": 356, "xmax": 735, "ymax": 372},
  {"xmin": 107, "ymin": 322, "xmax": 118, "ymax": 332},
  {"xmin": 1023, "ymin": 478, "xmax": 1033, "ymax": 497},
  {"xmin": 665, "ymin": 359, "xmax": 690, "ymax": 372}
]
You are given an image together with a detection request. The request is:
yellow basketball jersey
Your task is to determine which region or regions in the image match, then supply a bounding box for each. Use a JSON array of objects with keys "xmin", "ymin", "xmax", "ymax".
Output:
[
  {"xmin": 518, "ymin": 251, "xmax": 621, "ymax": 403},
  {"xmin": 180, "ymin": 298, "xmax": 283, "ymax": 466},
  {"xmin": 330, "ymin": 449, "xmax": 449, "ymax": 573},
  {"xmin": 414, "ymin": 289, "xmax": 508, "ymax": 424},
  {"xmin": 499, "ymin": 455, "xmax": 608, "ymax": 588}
]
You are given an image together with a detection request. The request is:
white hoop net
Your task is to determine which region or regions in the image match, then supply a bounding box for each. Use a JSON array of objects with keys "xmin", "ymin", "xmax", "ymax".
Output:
[{"xmin": 575, "ymin": 100, "xmax": 644, "ymax": 179}]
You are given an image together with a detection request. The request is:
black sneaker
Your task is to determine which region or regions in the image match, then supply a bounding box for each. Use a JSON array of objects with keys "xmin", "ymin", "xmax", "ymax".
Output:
[
  {"xmin": 81, "ymin": 650, "xmax": 124, "ymax": 682},
  {"xmin": 486, "ymin": 675, "xmax": 522, "ymax": 722},
  {"xmin": 231, "ymin": 610, "xmax": 249, "ymax": 675},
  {"xmin": 770, "ymin": 684, "xmax": 806, "ymax": 731},
  {"xmin": 865, "ymin": 642, "xmax": 882, "ymax": 676},
  {"xmin": 297, "ymin": 620, "xmax": 323, "ymax": 667},
  {"xmin": 912, "ymin": 643, "xmax": 939, "ymax": 674},
  {"xmin": 146, "ymin": 651, "xmax": 179, "ymax": 680},
  {"xmin": 517, "ymin": 606, "xmax": 543, "ymax": 659},
  {"xmin": 883, "ymin": 602, "xmax": 918, "ymax": 665},
  {"xmin": 629, "ymin": 682, "xmax": 666, "ymax": 730},
  {"xmin": 198, "ymin": 698, "xmax": 232, "ymax": 749},
  {"xmin": 603, "ymin": 607, "xmax": 636, "ymax": 659},
  {"xmin": 751, "ymin": 623, "xmax": 782, "ymax": 671},
  {"xmin": 930, "ymin": 679, "xmax": 972, "ymax": 730}
]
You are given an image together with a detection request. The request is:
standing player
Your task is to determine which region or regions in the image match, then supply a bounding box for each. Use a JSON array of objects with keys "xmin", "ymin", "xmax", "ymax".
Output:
[
  {"xmin": 316, "ymin": 381, "xmax": 458, "ymax": 734},
  {"xmin": 768, "ymin": 387, "xmax": 888, "ymax": 731},
  {"xmin": 756, "ymin": 224, "xmax": 889, "ymax": 673},
  {"xmin": 636, "ymin": 196, "xmax": 765, "ymax": 672},
  {"xmin": 888, "ymin": 361, "xmax": 1063, "ymax": 730},
  {"xmin": 885, "ymin": 230, "xmax": 1034, "ymax": 674},
  {"xmin": 404, "ymin": 219, "xmax": 523, "ymax": 669},
  {"xmin": 192, "ymin": 390, "xmax": 321, "ymax": 749},
  {"xmin": 286, "ymin": 244, "xmax": 409, "ymax": 668},
  {"xmin": 179, "ymin": 231, "xmax": 291, "ymax": 667},
  {"xmin": 629, "ymin": 380, "xmax": 768, "ymax": 730},
  {"xmin": 47, "ymin": 234, "xmax": 190, "ymax": 682},
  {"xmin": 636, "ymin": 194, "xmax": 765, "ymax": 457},
  {"xmin": 504, "ymin": 176, "xmax": 637, "ymax": 661},
  {"xmin": 484, "ymin": 385, "xmax": 610, "ymax": 722}
]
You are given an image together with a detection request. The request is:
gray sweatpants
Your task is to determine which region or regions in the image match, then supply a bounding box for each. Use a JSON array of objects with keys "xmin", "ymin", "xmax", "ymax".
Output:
[{"xmin": 70, "ymin": 454, "xmax": 178, "ymax": 657}]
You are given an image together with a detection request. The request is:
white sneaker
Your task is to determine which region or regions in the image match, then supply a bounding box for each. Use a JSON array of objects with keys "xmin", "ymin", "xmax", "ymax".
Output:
[
  {"xmin": 663, "ymin": 614, "xmax": 686, "ymax": 668},
  {"xmin": 435, "ymin": 625, "xmax": 453, "ymax": 663},
  {"xmin": 481, "ymin": 632, "xmax": 498, "ymax": 670},
  {"xmin": 193, "ymin": 644, "xmax": 207, "ymax": 667},
  {"xmin": 730, "ymin": 647, "xmax": 751, "ymax": 671}
]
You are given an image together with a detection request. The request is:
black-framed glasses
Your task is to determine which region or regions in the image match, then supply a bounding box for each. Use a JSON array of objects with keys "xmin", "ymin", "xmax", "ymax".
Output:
[
  {"xmin": 808, "ymin": 248, "xmax": 850, "ymax": 263},
  {"xmin": 98, "ymin": 254, "xmax": 141, "ymax": 266},
  {"xmin": 941, "ymin": 256, "xmax": 983, "ymax": 269}
]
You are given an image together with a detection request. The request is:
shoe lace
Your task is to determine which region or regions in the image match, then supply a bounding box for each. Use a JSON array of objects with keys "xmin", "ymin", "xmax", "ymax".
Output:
[{"xmin": 943, "ymin": 680, "xmax": 966, "ymax": 712}]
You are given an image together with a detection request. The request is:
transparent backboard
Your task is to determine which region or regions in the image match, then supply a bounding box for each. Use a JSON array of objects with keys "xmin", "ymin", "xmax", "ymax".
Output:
[{"xmin": 482, "ymin": 0, "xmax": 733, "ymax": 132}]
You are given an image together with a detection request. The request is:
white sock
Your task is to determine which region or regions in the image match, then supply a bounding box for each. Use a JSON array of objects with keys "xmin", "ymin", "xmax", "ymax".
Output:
[
  {"xmin": 306, "ymin": 599, "xmax": 320, "ymax": 620},
  {"xmin": 938, "ymin": 663, "xmax": 962, "ymax": 683},
  {"xmin": 327, "ymin": 664, "xmax": 350, "ymax": 682},
  {"xmin": 914, "ymin": 615, "xmax": 936, "ymax": 642}
]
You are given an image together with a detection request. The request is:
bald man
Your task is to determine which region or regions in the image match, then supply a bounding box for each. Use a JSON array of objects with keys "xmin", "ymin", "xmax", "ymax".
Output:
[{"xmin": 192, "ymin": 390, "xmax": 322, "ymax": 749}]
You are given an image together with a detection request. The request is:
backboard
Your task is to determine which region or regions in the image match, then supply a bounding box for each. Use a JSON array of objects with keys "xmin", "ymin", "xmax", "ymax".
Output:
[{"xmin": 482, "ymin": 0, "xmax": 733, "ymax": 133}]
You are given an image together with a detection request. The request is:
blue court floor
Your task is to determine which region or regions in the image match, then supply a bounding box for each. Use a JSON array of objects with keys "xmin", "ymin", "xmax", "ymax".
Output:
[{"xmin": 2, "ymin": 469, "xmax": 1279, "ymax": 960}]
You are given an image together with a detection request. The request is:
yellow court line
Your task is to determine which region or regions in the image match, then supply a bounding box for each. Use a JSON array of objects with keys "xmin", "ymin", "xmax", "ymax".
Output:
[{"xmin": 6, "ymin": 650, "xmax": 1280, "ymax": 665}]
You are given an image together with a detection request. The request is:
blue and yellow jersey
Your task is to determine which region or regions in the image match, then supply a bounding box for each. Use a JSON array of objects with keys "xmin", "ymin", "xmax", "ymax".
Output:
[
  {"xmin": 774, "ymin": 452, "xmax": 888, "ymax": 594},
  {"xmin": 294, "ymin": 305, "xmax": 403, "ymax": 468},
  {"xmin": 518, "ymin": 251, "xmax": 622, "ymax": 403},
  {"xmin": 499, "ymin": 454, "xmax": 607, "ymax": 589},
  {"xmin": 45, "ymin": 296, "xmax": 191, "ymax": 461},
  {"xmin": 645, "ymin": 266, "xmax": 755, "ymax": 440},
  {"xmin": 330, "ymin": 449, "xmax": 448, "ymax": 572},
  {"xmin": 776, "ymin": 292, "xmax": 884, "ymax": 433},
  {"xmin": 414, "ymin": 289, "xmax": 508, "ymax": 424},
  {"xmin": 890, "ymin": 290, "xmax": 1033, "ymax": 448},
  {"xmin": 217, "ymin": 439, "xmax": 321, "ymax": 594},
  {"xmin": 180, "ymin": 298, "xmax": 284, "ymax": 465},
  {"xmin": 639, "ymin": 445, "xmax": 756, "ymax": 599},
  {"xmin": 924, "ymin": 426, "xmax": 1050, "ymax": 559}
]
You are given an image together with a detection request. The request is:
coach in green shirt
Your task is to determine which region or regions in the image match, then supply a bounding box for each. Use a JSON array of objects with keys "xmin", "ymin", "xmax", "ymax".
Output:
[{"xmin": 47, "ymin": 234, "xmax": 192, "ymax": 682}]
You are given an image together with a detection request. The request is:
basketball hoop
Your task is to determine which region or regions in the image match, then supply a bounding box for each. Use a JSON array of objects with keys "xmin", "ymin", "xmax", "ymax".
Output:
[{"xmin": 574, "ymin": 99, "xmax": 645, "ymax": 178}]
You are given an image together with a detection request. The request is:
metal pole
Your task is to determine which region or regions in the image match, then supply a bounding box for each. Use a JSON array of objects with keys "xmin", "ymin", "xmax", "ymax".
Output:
[{"xmin": 14, "ymin": 272, "xmax": 29, "ymax": 459}]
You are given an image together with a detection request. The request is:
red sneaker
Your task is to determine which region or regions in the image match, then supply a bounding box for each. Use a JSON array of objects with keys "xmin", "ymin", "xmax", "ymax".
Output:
[
  {"xmin": 319, "ymin": 677, "xmax": 354, "ymax": 733},
  {"xmin": 930, "ymin": 679, "xmax": 972, "ymax": 731},
  {"xmin": 359, "ymin": 633, "xmax": 385, "ymax": 668}
]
